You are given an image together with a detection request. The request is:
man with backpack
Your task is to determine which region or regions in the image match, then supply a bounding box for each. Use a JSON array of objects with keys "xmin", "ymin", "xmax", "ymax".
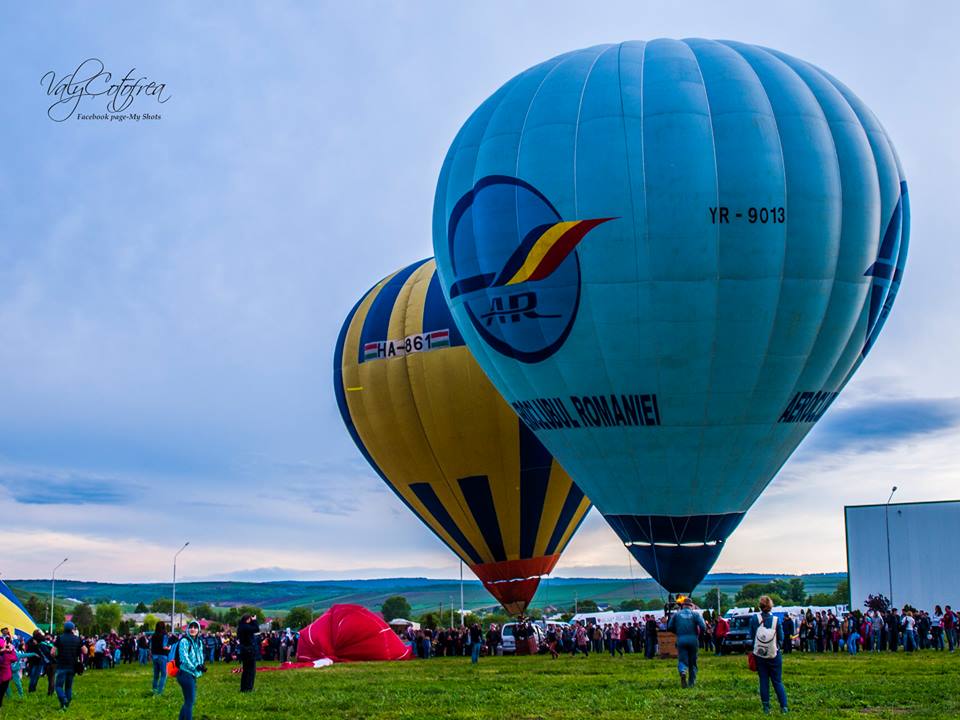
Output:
[{"xmin": 749, "ymin": 596, "xmax": 788, "ymax": 714}]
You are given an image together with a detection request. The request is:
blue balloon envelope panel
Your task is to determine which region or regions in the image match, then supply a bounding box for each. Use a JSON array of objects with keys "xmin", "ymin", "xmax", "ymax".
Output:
[{"xmin": 433, "ymin": 39, "xmax": 909, "ymax": 592}]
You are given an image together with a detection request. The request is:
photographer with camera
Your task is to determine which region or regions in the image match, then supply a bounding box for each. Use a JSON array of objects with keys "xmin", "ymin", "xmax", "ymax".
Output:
[{"xmin": 175, "ymin": 621, "xmax": 207, "ymax": 720}]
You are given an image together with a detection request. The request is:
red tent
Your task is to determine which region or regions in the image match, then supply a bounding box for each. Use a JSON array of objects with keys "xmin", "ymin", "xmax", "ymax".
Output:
[{"xmin": 297, "ymin": 604, "xmax": 413, "ymax": 663}]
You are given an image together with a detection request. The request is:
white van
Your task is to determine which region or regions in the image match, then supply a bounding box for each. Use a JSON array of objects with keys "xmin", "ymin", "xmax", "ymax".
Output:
[{"xmin": 500, "ymin": 622, "xmax": 544, "ymax": 654}]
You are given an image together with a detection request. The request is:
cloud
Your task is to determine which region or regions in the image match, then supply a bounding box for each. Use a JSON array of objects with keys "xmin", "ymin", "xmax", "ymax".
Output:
[
  {"xmin": 803, "ymin": 397, "xmax": 960, "ymax": 456},
  {"xmin": 0, "ymin": 469, "xmax": 137, "ymax": 506},
  {"xmin": 244, "ymin": 456, "xmax": 388, "ymax": 517}
]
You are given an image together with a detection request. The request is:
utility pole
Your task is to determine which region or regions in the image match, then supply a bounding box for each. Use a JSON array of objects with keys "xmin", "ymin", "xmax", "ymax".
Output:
[
  {"xmin": 459, "ymin": 561, "xmax": 464, "ymax": 627},
  {"xmin": 885, "ymin": 487, "xmax": 897, "ymax": 606},
  {"xmin": 172, "ymin": 542, "xmax": 189, "ymax": 631},
  {"xmin": 50, "ymin": 558, "xmax": 68, "ymax": 631}
]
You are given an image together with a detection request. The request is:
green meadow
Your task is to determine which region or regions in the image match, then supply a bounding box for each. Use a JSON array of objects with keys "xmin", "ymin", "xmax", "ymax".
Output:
[{"xmin": 3, "ymin": 650, "xmax": 956, "ymax": 719}]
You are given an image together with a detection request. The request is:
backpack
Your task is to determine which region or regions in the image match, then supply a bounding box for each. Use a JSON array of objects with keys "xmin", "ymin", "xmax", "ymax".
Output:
[
  {"xmin": 166, "ymin": 640, "xmax": 182, "ymax": 677},
  {"xmin": 753, "ymin": 615, "xmax": 778, "ymax": 659}
]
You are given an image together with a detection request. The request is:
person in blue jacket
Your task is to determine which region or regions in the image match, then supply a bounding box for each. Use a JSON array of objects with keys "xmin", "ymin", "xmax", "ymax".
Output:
[
  {"xmin": 749, "ymin": 596, "xmax": 788, "ymax": 714},
  {"xmin": 176, "ymin": 621, "xmax": 207, "ymax": 720},
  {"xmin": 667, "ymin": 597, "xmax": 705, "ymax": 688}
]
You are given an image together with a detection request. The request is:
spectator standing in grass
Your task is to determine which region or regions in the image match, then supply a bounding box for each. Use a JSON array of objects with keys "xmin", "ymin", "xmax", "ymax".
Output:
[
  {"xmin": 902, "ymin": 610, "xmax": 916, "ymax": 652},
  {"xmin": 52, "ymin": 621, "xmax": 86, "ymax": 711},
  {"xmin": 137, "ymin": 633, "xmax": 150, "ymax": 665},
  {"xmin": 749, "ymin": 596, "xmax": 788, "ymax": 715},
  {"xmin": 0, "ymin": 637, "xmax": 17, "ymax": 708},
  {"xmin": 7, "ymin": 642, "xmax": 34, "ymax": 699},
  {"xmin": 847, "ymin": 617, "xmax": 860, "ymax": 656},
  {"xmin": 667, "ymin": 598, "xmax": 705, "ymax": 689},
  {"xmin": 484, "ymin": 624, "xmax": 500, "ymax": 657},
  {"xmin": 176, "ymin": 621, "xmax": 206, "ymax": 720},
  {"xmin": 151, "ymin": 620, "xmax": 171, "ymax": 695},
  {"xmin": 237, "ymin": 613, "xmax": 260, "ymax": 692},
  {"xmin": 469, "ymin": 623, "xmax": 483, "ymax": 664},
  {"xmin": 781, "ymin": 614, "xmax": 795, "ymax": 654},
  {"xmin": 545, "ymin": 625, "xmax": 559, "ymax": 660},
  {"xmin": 25, "ymin": 630, "xmax": 45, "ymax": 692},
  {"xmin": 932, "ymin": 606, "xmax": 945, "ymax": 650},
  {"xmin": 944, "ymin": 606, "xmax": 957, "ymax": 652},
  {"xmin": 887, "ymin": 609, "xmax": 900, "ymax": 652},
  {"xmin": 714, "ymin": 614, "xmax": 729, "ymax": 655},
  {"xmin": 644, "ymin": 615, "xmax": 658, "ymax": 659},
  {"xmin": 574, "ymin": 622, "xmax": 589, "ymax": 658}
]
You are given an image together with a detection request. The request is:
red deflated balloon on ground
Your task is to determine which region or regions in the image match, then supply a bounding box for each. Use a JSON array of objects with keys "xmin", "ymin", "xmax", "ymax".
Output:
[{"xmin": 297, "ymin": 604, "xmax": 413, "ymax": 663}]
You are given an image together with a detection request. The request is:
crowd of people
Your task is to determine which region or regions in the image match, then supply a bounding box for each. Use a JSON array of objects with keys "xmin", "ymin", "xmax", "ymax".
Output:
[
  {"xmin": 0, "ymin": 614, "xmax": 279, "ymax": 719},
  {"xmin": 396, "ymin": 603, "xmax": 957, "ymax": 662},
  {"xmin": 0, "ymin": 600, "xmax": 955, "ymax": 716}
]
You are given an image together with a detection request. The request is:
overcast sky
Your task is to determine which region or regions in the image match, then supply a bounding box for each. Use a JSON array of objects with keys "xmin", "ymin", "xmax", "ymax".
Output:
[{"xmin": 1, "ymin": 1, "xmax": 957, "ymax": 583}]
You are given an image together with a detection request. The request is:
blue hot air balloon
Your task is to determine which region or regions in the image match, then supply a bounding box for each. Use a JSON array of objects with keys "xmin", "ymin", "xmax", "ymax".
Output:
[{"xmin": 433, "ymin": 39, "xmax": 909, "ymax": 593}]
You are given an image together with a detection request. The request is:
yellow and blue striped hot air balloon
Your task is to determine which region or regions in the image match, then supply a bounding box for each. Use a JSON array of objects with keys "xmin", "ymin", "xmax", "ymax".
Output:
[
  {"xmin": 1, "ymin": 580, "xmax": 39, "ymax": 641},
  {"xmin": 334, "ymin": 258, "xmax": 590, "ymax": 615}
]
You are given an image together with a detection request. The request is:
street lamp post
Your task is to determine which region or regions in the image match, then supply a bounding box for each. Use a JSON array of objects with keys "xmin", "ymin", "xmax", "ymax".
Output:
[
  {"xmin": 172, "ymin": 542, "xmax": 190, "ymax": 631},
  {"xmin": 50, "ymin": 558, "xmax": 68, "ymax": 631},
  {"xmin": 459, "ymin": 560, "xmax": 464, "ymax": 628},
  {"xmin": 885, "ymin": 486, "xmax": 898, "ymax": 607}
]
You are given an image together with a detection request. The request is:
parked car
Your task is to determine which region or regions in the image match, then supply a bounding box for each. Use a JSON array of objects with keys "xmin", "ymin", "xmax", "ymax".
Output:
[
  {"xmin": 500, "ymin": 622, "xmax": 545, "ymax": 654},
  {"xmin": 720, "ymin": 614, "xmax": 754, "ymax": 654}
]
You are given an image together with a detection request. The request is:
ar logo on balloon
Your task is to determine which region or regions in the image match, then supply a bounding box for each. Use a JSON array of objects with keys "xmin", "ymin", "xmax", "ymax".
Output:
[{"xmin": 446, "ymin": 175, "xmax": 613, "ymax": 363}]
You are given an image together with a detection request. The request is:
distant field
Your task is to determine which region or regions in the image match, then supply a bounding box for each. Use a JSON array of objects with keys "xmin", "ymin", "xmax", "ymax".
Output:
[
  {"xmin": 7, "ymin": 573, "xmax": 846, "ymax": 615},
  {"xmin": 2, "ymin": 649, "xmax": 955, "ymax": 719}
]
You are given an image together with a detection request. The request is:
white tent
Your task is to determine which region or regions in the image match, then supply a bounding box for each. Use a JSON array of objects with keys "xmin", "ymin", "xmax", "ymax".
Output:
[{"xmin": 387, "ymin": 618, "xmax": 420, "ymax": 630}]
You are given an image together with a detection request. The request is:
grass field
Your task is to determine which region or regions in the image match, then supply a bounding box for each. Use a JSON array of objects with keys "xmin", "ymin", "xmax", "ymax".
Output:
[{"xmin": 3, "ymin": 651, "xmax": 955, "ymax": 719}]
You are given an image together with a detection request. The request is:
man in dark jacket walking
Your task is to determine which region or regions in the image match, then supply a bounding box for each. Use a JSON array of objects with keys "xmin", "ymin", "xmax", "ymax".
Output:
[{"xmin": 52, "ymin": 622, "xmax": 87, "ymax": 710}]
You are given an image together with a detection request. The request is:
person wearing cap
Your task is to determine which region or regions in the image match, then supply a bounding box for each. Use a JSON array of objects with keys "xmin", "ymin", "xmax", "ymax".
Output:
[
  {"xmin": 175, "ymin": 621, "xmax": 207, "ymax": 720},
  {"xmin": 666, "ymin": 597, "xmax": 705, "ymax": 689},
  {"xmin": 52, "ymin": 622, "xmax": 86, "ymax": 710}
]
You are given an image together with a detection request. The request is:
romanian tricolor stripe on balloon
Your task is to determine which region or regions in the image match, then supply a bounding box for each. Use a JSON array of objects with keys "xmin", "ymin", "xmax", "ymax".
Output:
[
  {"xmin": 334, "ymin": 259, "xmax": 591, "ymax": 614},
  {"xmin": 1, "ymin": 580, "xmax": 39, "ymax": 640},
  {"xmin": 495, "ymin": 218, "xmax": 614, "ymax": 287}
]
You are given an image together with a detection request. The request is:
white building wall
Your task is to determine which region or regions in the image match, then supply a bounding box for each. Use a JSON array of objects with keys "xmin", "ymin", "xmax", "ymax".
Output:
[{"xmin": 846, "ymin": 501, "xmax": 960, "ymax": 613}]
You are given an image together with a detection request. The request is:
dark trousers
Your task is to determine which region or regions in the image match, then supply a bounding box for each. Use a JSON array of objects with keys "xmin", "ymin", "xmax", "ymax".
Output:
[
  {"xmin": 0, "ymin": 680, "xmax": 9, "ymax": 707},
  {"xmin": 177, "ymin": 672, "xmax": 196, "ymax": 720},
  {"xmin": 54, "ymin": 669, "xmax": 75, "ymax": 707},
  {"xmin": 28, "ymin": 663, "xmax": 43, "ymax": 691},
  {"xmin": 756, "ymin": 654, "xmax": 787, "ymax": 710},
  {"xmin": 240, "ymin": 647, "xmax": 256, "ymax": 692},
  {"xmin": 644, "ymin": 635, "xmax": 656, "ymax": 658},
  {"xmin": 152, "ymin": 655, "xmax": 168, "ymax": 693}
]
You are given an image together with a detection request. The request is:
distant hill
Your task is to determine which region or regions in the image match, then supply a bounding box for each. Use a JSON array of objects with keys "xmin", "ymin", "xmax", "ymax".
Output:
[{"xmin": 7, "ymin": 573, "xmax": 845, "ymax": 616}]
